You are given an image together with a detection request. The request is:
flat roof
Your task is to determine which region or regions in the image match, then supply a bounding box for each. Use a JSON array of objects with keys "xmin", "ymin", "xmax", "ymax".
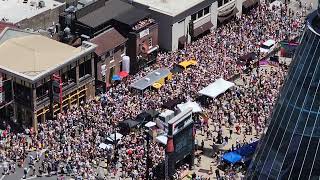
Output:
[
  {"xmin": 130, "ymin": 68, "xmax": 171, "ymax": 90},
  {"xmin": 0, "ymin": 0, "xmax": 64, "ymax": 24},
  {"xmin": 133, "ymin": 0, "xmax": 207, "ymax": 17},
  {"xmin": 77, "ymin": 0, "xmax": 133, "ymax": 28},
  {"xmin": 0, "ymin": 28, "xmax": 96, "ymax": 81}
]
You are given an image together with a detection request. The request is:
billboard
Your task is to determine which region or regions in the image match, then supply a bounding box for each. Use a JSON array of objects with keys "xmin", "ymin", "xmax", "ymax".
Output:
[{"xmin": 166, "ymin": 108, "xmax": 194, "ymax": 178}]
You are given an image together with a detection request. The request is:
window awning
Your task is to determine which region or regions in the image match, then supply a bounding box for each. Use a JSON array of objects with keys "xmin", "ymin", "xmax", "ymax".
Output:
[
  {"xmin": 218, "ymin": 8, "xmax": 239, "ymax": 23},
  {"xmin": 193, "ymin": 21, "xmax": 213, "ymax": 37}
]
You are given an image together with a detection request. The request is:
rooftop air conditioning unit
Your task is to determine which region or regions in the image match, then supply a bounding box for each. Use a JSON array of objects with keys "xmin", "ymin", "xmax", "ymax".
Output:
[
  {"xmin": 155, "ymin": 72, "xmax": 160, "ymax": 76},
  {"xmin": 38, "ymin": 0, "xmax": 45, "ymax": 8}
]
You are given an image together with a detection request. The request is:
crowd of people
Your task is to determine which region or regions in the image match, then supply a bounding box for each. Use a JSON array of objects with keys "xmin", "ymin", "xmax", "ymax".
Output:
[{"xmin": 0, "ymin": 2, "xmax": 305, "ymax": 179}]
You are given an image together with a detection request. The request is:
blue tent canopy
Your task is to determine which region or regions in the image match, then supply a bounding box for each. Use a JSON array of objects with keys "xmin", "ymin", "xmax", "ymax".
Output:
[
  {"xmin": 235, "ymin": 141, "xmax": 259, "ymax": 157},
  {"xmin": 112, "ymin": 75, "xmax": 121, "ymax": 81},
  {"xmin": 222, "ymin": 152, "xmax": 242, "ymax": 164}
]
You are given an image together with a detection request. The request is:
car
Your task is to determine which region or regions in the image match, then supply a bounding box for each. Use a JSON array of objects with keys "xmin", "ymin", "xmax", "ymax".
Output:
[{"xmin": 260, "ymin": 39, "xmax": 276, "ymax": 53}]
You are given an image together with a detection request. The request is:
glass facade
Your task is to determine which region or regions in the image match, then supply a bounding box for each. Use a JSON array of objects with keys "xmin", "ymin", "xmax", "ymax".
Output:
[{"xmin": 246, "ymin": 11, "xmax": 320, "ymax": 180}]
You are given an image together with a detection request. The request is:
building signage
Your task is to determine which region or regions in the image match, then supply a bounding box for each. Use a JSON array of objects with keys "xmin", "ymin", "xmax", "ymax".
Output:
[
  {"xmin": 139, "ymin": 28, "xmax": 150, "ymax": 38},
  {"xmin": 51, "ymin": 74, "xmax": 62, "ymax": 113},
  {"xmin": 168, "ymin": 108, "xmax": 193, "ymax": 135}
]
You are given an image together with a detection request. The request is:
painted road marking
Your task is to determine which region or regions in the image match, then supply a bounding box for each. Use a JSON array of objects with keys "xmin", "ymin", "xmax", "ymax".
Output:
[{"xmin": 0, "ymin": 175, "xmax": 5, "ymax": 180}]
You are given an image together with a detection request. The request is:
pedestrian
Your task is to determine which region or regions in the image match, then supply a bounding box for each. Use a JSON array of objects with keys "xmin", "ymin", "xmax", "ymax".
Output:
[
  {"xmin": 215, "ymin": 169, "xmax": 221, "ymax": 179},
  {"xmin": 24, "ymin": 167, "xmax": 28, "ymax": 179}
]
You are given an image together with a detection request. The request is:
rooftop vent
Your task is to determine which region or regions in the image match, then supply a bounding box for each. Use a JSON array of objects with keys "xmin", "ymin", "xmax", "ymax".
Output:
[
  {"xmin": 38, "ymin": 0, "xmax": 45, "ymax": 8},
  {"xmin": 145, "ymin": 78, "xmax": 150, "ymax": 82},
  {"xmin": 155, "ymin": 72, "xmax": 160, "ymax": 76}
]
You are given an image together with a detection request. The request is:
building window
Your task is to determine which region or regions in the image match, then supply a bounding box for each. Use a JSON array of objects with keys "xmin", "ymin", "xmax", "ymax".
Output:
[
  {"xmin": 191, "ymin": 14, "xmax": 197, "ymax": 21},
  {"xmin": 204, "ymin": 6, "xmax": 210, "ymax": 15},
  {"xmin": 218, "ymin": 0, "xmax": 223, "ymax": 7},
  {"xmin": 197, "ymin": 10, "xmax": 203, "ymax": 18},
  {"xmin": 148, "ymin": 37, "xmax": 152, "ymax": 47}
]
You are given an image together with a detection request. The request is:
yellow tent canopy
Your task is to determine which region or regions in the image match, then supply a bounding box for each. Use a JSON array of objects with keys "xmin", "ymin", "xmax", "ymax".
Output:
[
  {"xmin": 152, "ymin": 82, "xmax": 162, "ymax": 89},
  {"xmin": 179, "ymin": 59, "xmax": 197, "ymax": 69}
]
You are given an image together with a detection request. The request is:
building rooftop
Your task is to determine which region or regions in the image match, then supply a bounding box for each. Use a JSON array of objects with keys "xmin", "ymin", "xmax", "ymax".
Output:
[
  {"xmin": 90, "ymin": 28, "xmax": 127, "ymax": 56},
  {"xmin": 132, "ymin": 0, "xmax": 208, "ymax": 17},
  {"xmin": 114, "ymin": 7, "xmax": 150, "ymax": 26},
  {"xmin": 77, "ymin": 0, "xmax": 133, "ymax": 28},
  {"xmin": 0, "ymin": 28, "xmax": 95, "ymax": 81},
  {"xmin": 0, "ymin": 0, "xmax": 64, "ymax": 24}
]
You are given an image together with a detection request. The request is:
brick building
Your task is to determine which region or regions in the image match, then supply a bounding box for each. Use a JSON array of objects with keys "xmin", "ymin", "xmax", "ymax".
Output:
[{"xmin": 0, "ymin": 28, "xmax": 96, "ymax": 131}]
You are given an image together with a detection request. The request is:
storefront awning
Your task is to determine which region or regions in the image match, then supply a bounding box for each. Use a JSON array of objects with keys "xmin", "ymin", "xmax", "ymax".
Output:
[
  {"xmin": 193, "ymin": 21, "xmax": 213, "ymax": 37},
  {"xmin": 218, "ymin": 8, "xmax": 239, "ymax": 23}
]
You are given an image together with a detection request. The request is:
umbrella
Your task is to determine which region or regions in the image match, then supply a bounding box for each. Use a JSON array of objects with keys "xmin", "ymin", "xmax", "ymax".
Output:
[
  {"xmin": 118, "ymin": 71, "xmax": 129, "ymax": 78},
  {"xmin": 112, "ymin": 75, "xmax": 121, "ymax": 81}
]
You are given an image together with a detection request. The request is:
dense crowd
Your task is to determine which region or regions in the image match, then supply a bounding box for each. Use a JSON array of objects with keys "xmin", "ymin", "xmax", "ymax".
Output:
[{"xmin": 0, "ymin": 2, "xmax": 305, "ymax": 179}]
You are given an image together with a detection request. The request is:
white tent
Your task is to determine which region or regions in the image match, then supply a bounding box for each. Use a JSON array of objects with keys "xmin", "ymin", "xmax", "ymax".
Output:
[
  {"xmin": 98, "ymin": 143, "xmax": 112, "ymax": 150},
  {"xmin": 177, "ymin": 101, "xmax": 202, "ymax": 113},
  {"xmin": 106, "ymin": 133, "xmax": 123, "ymax": 142},
  {"xmin": 144, "ymin": 121, "xmax": 156, "ymax": 128},
  {"xmin": 156, "ymin": 135, "xmax": 168, "ymax": 145},
  {"xmin": 199, "ymin": 78, "xmax": 235, "ymax": 98}
]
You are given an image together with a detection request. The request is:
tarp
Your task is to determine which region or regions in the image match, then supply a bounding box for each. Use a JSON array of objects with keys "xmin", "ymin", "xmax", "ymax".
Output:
[
  {"xmin": 199, "ymin": 78, "xmax": 235, "ymax": 98},
  {"xmin": 156, "ymin": 135, "xmax": 168, "ymax": 145},
  {"xmin": 235, "ymin": 141, "xmax": 259, "ymax": 157},
  {"xmin": 177, "ymin": 101, "xmax": 202, "ymax": 113},
  {"xmin": 222, "ymin": 152, "xmax": 242, "ymax": 164}
]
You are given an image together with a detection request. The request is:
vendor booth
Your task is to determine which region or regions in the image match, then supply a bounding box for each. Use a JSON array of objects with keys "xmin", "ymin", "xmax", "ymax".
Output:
[{"xmin": 129, "ymin": 68, "xmax": 172, "ymax": 94}]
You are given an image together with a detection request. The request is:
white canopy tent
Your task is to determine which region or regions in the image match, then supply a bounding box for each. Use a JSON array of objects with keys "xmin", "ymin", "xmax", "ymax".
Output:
[
  {"xmin": 177, "ymin": 101, "xmax": 202, "ymax": 113},
  {"xmin": 106, "ymin": 133, "xmax": 123, "ymax": 142},
  {"xmin": 144, "ymin": 121, "xmax": 156, "ymax": 128},
  {"xmin": 199, "ymin": 78, "xmax": 235, "ymax": 98},
  {"xmin": 98, "ymin": 143, "xmax": 112, "ymax": 150}
]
